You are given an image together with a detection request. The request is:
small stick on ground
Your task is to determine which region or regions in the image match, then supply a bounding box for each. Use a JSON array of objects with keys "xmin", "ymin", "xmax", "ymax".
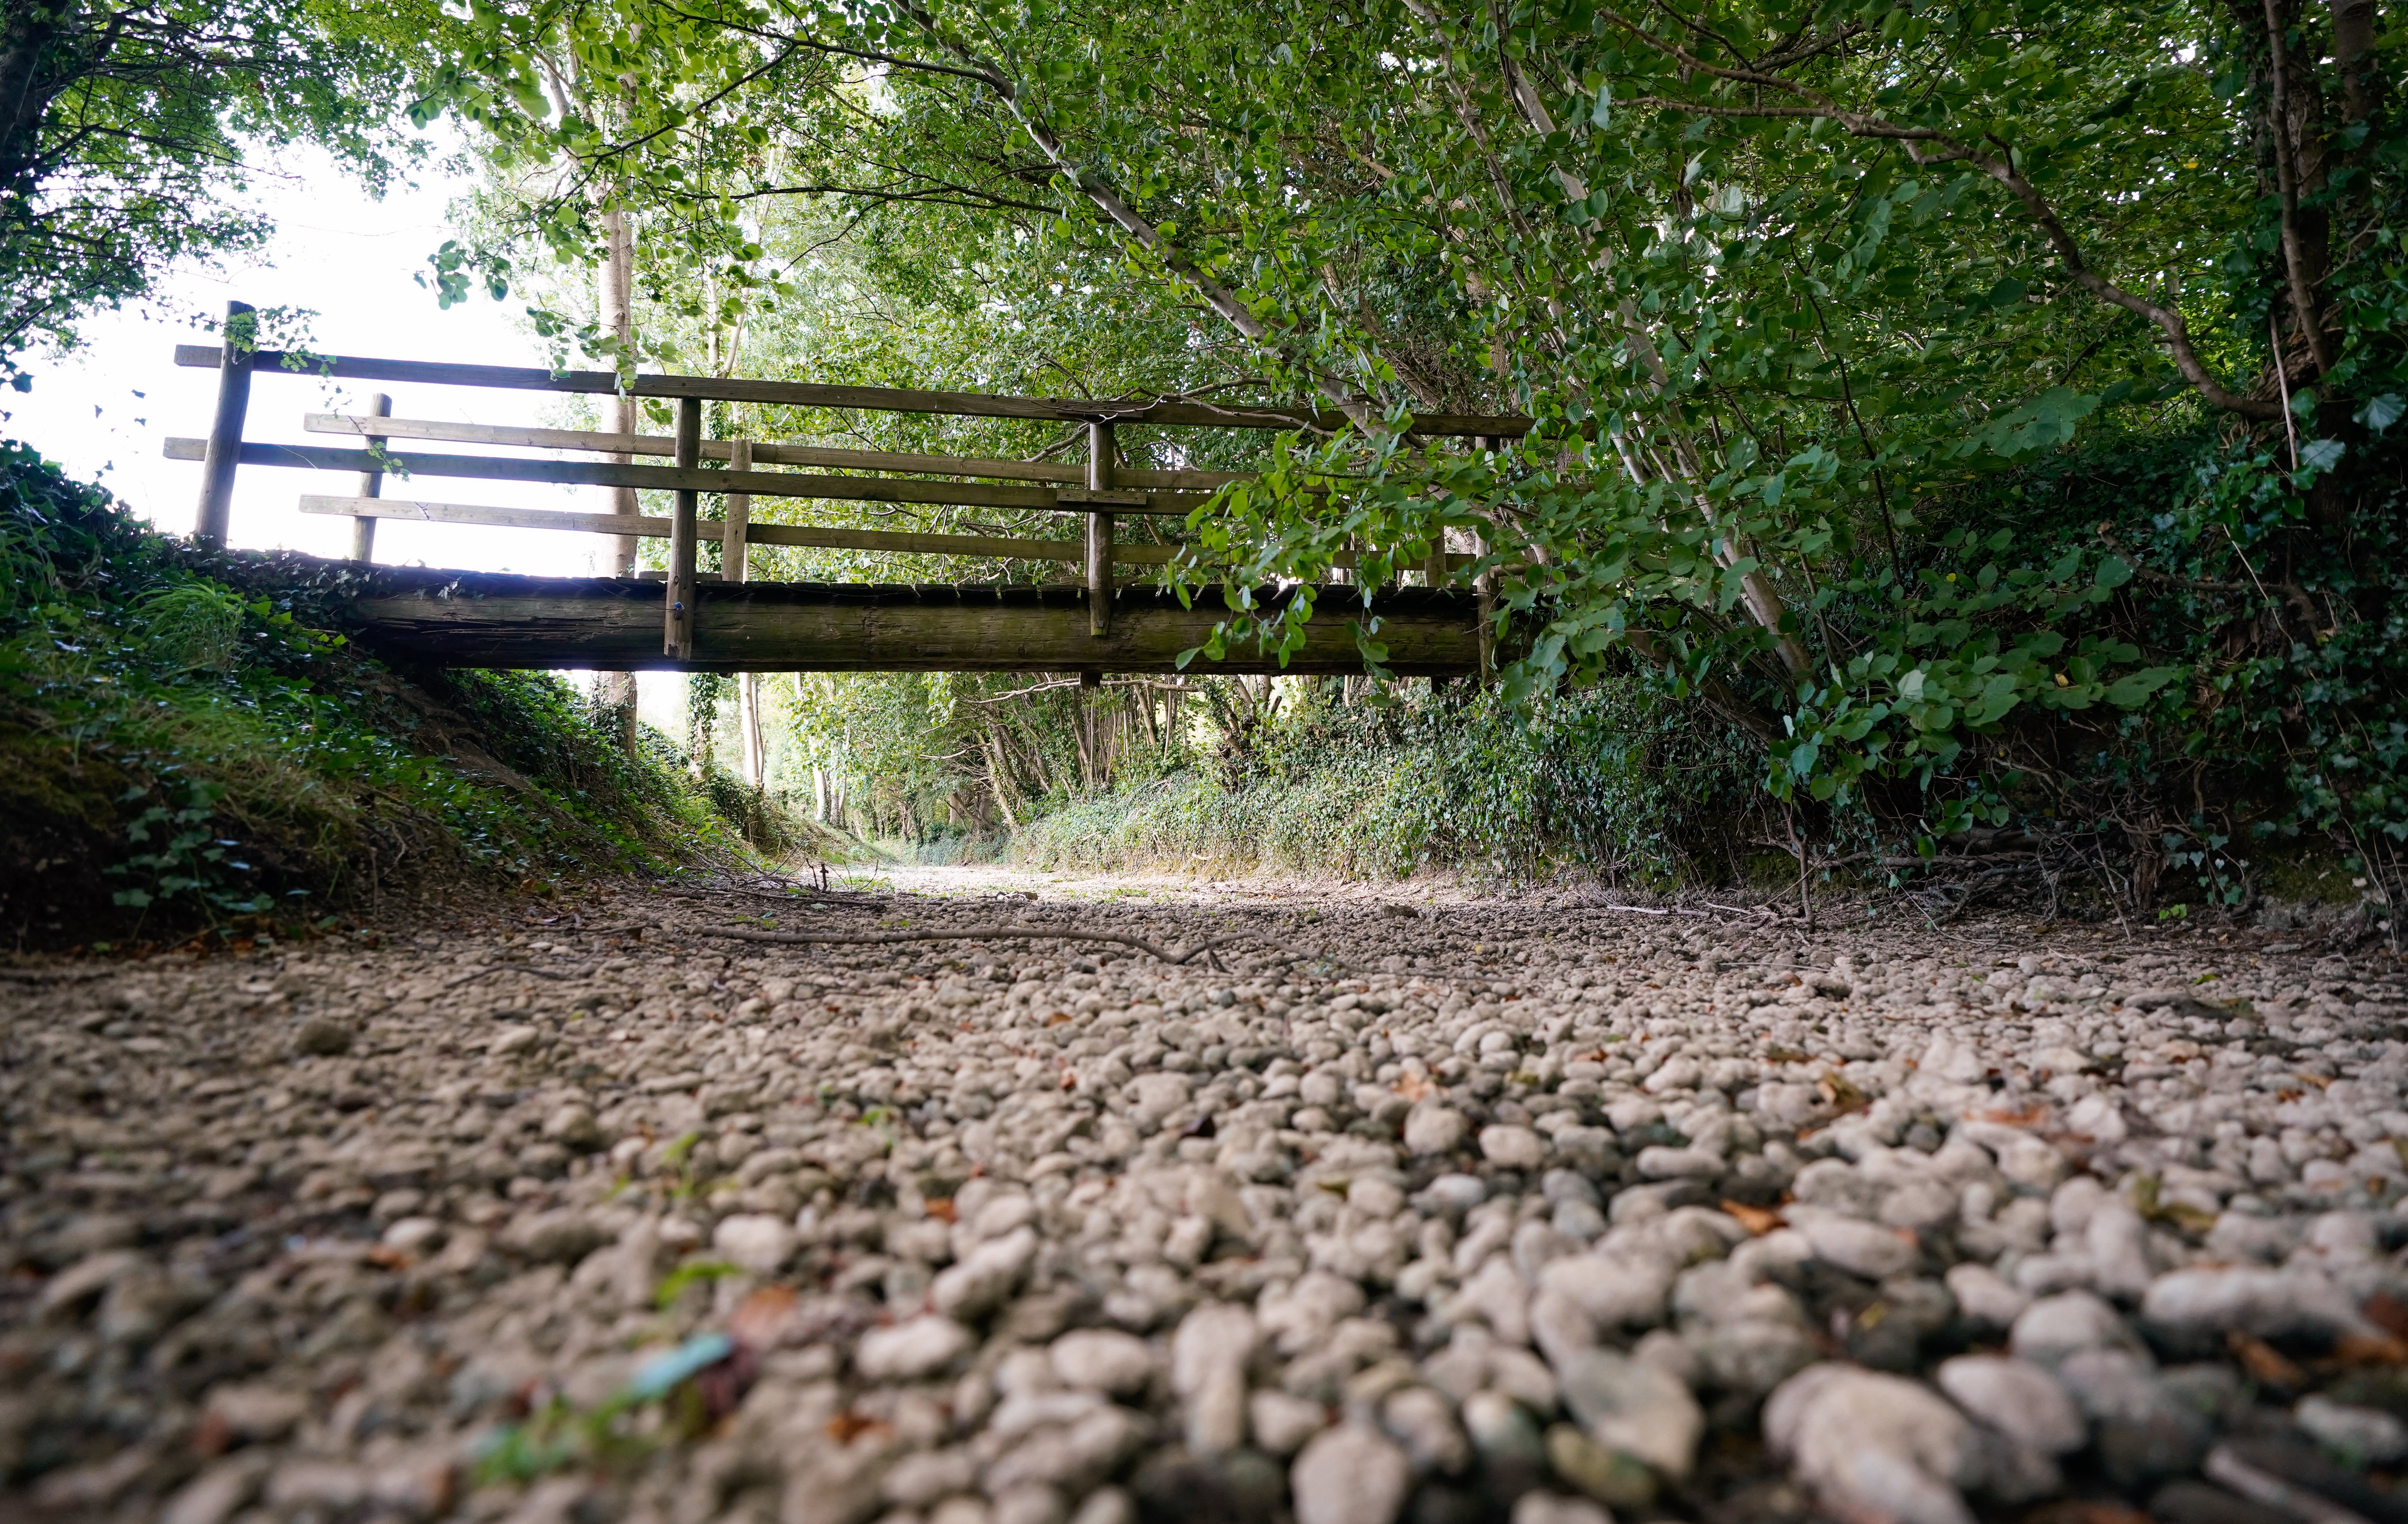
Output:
[
  {"xmin": 701, "ymin": 924, "xmax": 1242, "ymax": 969},
  {"xmin": 443, "ymin": 961, "xmax": 588, "ymax": 991}
]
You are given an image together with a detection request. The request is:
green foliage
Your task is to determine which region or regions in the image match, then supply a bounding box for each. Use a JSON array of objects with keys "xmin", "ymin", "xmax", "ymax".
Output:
[
  {"xmin": 409, "ymin": 0, "xmax": 2408, "ymax": 911},
  {"xmin": 0, "ymin": 0, "xmax": 456, "ymax": 375},
  {"xmin": 1019, "ymin": 678, "xmax": 1752, "ymax": 888},
  {"xmin": 0, "ymin": 440, "xmax": 752, "ymax": 945}
]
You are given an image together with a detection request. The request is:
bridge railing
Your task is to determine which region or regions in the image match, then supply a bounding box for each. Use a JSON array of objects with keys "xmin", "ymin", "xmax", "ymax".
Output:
[{"xmin": 167, "ymin": 301, "xmax": 1522, "ymax": 659}]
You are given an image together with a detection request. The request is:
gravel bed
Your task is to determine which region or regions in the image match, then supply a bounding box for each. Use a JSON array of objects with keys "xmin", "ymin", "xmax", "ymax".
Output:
[{"xmin": 5, "ymin": 885, "xmax": 2408, "ymax": 1524}]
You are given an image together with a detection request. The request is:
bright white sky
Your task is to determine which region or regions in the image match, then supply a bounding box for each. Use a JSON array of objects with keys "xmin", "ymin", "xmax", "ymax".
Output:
[
  {"xmin": 4, "ymin": 140, "xmax": 610, "ymax": 574},
  {"xmin": 2, "ymin": 139, "xmax": 689, "ymax": 730}
]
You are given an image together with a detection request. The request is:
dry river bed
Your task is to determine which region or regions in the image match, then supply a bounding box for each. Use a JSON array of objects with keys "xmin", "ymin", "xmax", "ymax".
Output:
[{"xmin": 6, "ymin": 881, "xmax": 2408, "ymax": 1524}]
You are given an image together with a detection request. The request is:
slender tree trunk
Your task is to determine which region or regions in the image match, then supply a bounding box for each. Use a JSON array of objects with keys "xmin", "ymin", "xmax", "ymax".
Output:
[{"xmin": 740, "ymin": 673, "xmax": 765, "ymax": 790}]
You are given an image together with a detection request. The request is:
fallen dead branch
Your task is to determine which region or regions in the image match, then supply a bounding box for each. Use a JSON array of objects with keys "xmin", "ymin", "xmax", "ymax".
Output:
[{"xmin": 700, "ymin": 923, "xmax": 1242, "ymax": 969}]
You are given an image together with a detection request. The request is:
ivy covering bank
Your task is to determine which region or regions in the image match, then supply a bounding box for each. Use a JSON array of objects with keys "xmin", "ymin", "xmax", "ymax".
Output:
[{"xmin": 0, "ymin": 443, "xmax": 754, "ymax": 948}]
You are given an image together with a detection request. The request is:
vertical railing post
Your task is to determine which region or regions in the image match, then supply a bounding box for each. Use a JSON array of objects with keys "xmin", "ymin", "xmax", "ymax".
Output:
[
  {"xmin": 720, "ymin": 438, "xmax": 752, "ymax": 584},
  {"xmin": 193, "ymin": 300, "xmax": 255, "ymax": 548},
  {"xmin": 665, "ymin": 396, "xmax": 701, "ymax": 660},
  {"xmin": 349, "ymin": 392, "xmax": 391, "ymax": 563},
  {"xmin": 723, "ymin": 435, "xmax": 761, "ymax": 787},
  {"xmin": 1086, "ymin": 420, "xmax": 1115, "ymax": 638},
  {"xmin": 1471, "ymin": 435, "xmax": 1497, "ymax": 683}
]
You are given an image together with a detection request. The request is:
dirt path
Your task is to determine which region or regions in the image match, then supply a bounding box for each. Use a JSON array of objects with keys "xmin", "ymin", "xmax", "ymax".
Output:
[{"xmin": 4, "ymin": 878, "xmax": 2404, "ymax": 1524}]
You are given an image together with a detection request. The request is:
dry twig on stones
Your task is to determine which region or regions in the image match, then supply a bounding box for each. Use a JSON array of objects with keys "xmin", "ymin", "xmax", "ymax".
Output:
[{"xmin": 699, "ymin": 923, "xmax": 1240, "ymax": 969}]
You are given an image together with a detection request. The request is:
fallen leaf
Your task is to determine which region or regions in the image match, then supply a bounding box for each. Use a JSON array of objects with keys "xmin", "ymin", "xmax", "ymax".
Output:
[
  {"xmin": 923, "ymin": 1197, "xmax": 958, "ymax": 1224},
  {"xmin": 1818, "ymin": 1075, "xmax": 1870, "ymax": 1115},
  {"xmin": 2364, "ymin": 1291, "xmax": 2408, "ymax": 1341},
  {"xmin": 2331, "ymin": 1332, "xmax": 2408, "ymax": 1367},
  {"xmin": 2228, "ymin": 1329, "xmax": 2307, "ymax": 1389},
  {"xmin": 728, "ymin": 1285, "xmax": 798, "ymax": 1349},
  {"xmin": 1721, "ymin": 1200, "xmax": 1786, "ymax": 1236},
  {"xmin": 1981, "ymin": 1105, "xmax": 2050, "ymax": 1127},
  {"xmin": 826, "ymin": 1411, "xmax": 892, "ymax": 1445}
]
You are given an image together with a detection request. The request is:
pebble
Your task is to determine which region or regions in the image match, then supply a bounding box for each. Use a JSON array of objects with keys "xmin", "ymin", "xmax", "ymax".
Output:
[
  {"xmin": 1555, "ymin": 1348, "xmax": 1703, "ymax": 1480},
  {"xmin": 1050, "ymin": 1330, "xmax": 1156, "ymax": 1397},
  {"xmin": 1481, "ymin": 1125, "xmax": 1547, "ymax": 1170},
  {"xmin": 2010, "ymin": 1290, "xmax": 2141, "ymax": 1367},
  {"xmin": 1934, "ymin": 1355, "xmax": 2085, "ymax": 1456},
  {"xmin": 2, "ymin": 883, "xmax": 2396, "ymax": 1524},
  {"xmin": 1764, "ymin": 1364, "xmax": 1979, "ymax": 1524},
  {"xmin": 291, "ymin": 1015, "xmax": 354, "ymax": 1056},
  {"xmin": 1405, "ymin": 1105, "xmax": 1471, "ymax": 1156},
  {"xmin": 1291, "ymin": 1424, "xmax": 1413, "ymax": 1524},
  {"xmin": 2293, "ymin": 1395, "xmax": 2408, "ymax": 1464},
  {"xmin": 857, "ymin": 1316, "xmax": 975, "ymax": 1380},
  {"xmin": 713, "ymin": 1212, "xmax": 797, "ymax": 1274}
]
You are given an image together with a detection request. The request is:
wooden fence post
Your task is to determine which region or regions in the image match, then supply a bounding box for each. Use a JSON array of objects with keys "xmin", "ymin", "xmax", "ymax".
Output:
[
  {"xmin": 193, "ymin": 300, "xmax": 255, "ymax": 548},
  {"xmin": 1087, "ymin": 421, "xmax": 1115, "ymax": 638},
  {"xmin": 349, "ymin": 392, "xmax": 391, "ymax": 563},
  {"xmin": 665, "ymin": 396, "xmax": 701, "ymax": 659},
  {"xmin": 725, "ymin": 436, "xmax": 763, "ymax": 789},
  {"xmin": 721, "ymin": 438, "xmax": 752, "ymax": 582}
]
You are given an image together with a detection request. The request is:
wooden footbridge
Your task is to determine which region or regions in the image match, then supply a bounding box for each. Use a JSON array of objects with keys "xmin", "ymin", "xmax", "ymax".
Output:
[{"xmin": 168, "ymin": 304, "xmax": 1525, "ymax": 676}]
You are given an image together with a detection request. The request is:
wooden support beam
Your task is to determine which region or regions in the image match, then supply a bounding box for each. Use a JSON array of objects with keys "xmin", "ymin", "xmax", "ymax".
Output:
[
  {"xmin": 301, "ymin": 413, "xmax": 1257, "ymax": 492},
  {"xmin": 192, "ymin": 302, "xmax": 253, "ymax": 548},
  {"xmin": 338, "ymin": 571, "xmax": 1484, "ymax": 675},
  {"xmin": 666, "ymin": 398, "xmax": 701, "ymax": 660},
  {"xmin": 164, "ymin": 437, "xmax": 1208, "ymax": 515},
  {"xmin": 175, "ymin": 345, "xmax": 1533, "ymax": 437},
  {"xmin": 295, "ymin": 493, "xmax": 1480, "ymax": 572},
  {"xmin": 348, "ymin": 393, "xmax": 389, "ymax": 563},
  {"xmin": 1088, "ymin": 421, "xmax": 1115, "ymax": 638}
]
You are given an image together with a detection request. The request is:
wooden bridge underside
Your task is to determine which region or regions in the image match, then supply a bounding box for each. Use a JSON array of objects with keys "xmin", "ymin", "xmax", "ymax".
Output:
[{"xmin": 348, "ymin": 568, "xmax": 1482, "ymax": 675}]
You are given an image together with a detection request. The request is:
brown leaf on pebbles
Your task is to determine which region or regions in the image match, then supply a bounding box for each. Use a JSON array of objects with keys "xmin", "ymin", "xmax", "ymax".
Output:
[
  {"xmin": 826, "ymin": 1411, "xmax": 892, "ymax": 1446},
  {"xmin": 2021, "ymin": 1502, "xmax": 2151, "ymax": 1524},
  {"xmin": 2328, "ymin": 1333, "xmax": 2408, "ymax": 1368},
  {"xmin": 2363, "ymin": 1292, "xmax": 2408, "ymax": 1342},
  {"xmin": 1816, "ymin": 1075, "xmax": 1869, "ymax": 1115},
  {"xmin": 2225, "ymin": 1332, "xmax": 2308, "ymax": 1391},
  {"xmin": 1721, "ymin": 1201, "xmax": 1786, "ymax": 1236},
  {"xmin": 728, "ymin": 1286, "xmax": 800, "ymax": 1349}
]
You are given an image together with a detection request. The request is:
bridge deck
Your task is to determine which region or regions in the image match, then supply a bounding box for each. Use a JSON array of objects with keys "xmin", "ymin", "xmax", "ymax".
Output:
[{"xmin": 344, "ymin": 569, "xmax": 1482, "ymax": 675}]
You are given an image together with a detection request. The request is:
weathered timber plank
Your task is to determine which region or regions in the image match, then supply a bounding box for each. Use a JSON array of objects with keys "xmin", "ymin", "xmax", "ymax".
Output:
[
  {"xmin": 298, "ymin": 494, "xmax": 1164, "ymax": 563},
  {"xmin": 166, "ymin": 437, "xmax": 1206, "ymax": 514},
  {"xmin": 297, "ymin": 494, "xmax": 1476, "ymax": 573},
  {"xmin": 338, "ymin": 570, "xmax": 1481, "ymax": 675},
  {"xmin": 301, "ymin": 413, "xmax": 1257, "ymax": 491},
  {"xmin": 172, "ymin": 345, "xmax": 1533, "ymax": 436}
]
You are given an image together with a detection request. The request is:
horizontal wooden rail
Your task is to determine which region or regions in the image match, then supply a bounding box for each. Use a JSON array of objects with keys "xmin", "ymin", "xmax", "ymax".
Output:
[
  {"xmin": 298, "ymin": 494, "xmax": 1477, "ymax": 573},
  {"xmin": 300, "ymin": 494, "xmax": 1168, "ymax": 565},
  {"xmin": 301, "ymin": 413, "xmax": 1257, "ymax": 492},
  {"xmin": 340, "ymin": 571, "xmax": 1485, "ymax": 675},
  {"xmin": 174, "ymin": 346, "xmax": 1532, "ymax": 437},
  {"xmin": 164, "ymin": 437, "xmax": 1197, "ymax": 514}
]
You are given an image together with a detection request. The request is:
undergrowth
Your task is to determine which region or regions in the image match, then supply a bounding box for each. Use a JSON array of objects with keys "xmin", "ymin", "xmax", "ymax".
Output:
[
  {"xmin": 0, "ymin": 440, "xmax": 760, "ymax": 950},
  {"xmin": 1012, "ymin": 679, "xmax": 1756, "ymax": 889}
]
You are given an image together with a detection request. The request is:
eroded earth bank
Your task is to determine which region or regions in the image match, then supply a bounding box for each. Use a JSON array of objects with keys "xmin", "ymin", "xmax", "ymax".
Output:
[{"xmin": 6, "ymin": 880, "xmax": 2408, "ymax": 1524}]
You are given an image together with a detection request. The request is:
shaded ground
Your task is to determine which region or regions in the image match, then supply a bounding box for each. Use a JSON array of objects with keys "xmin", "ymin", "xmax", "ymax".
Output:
[{"xmin": 5, "ymin": 875, "xmax": 2407, "ymax": 1524}]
